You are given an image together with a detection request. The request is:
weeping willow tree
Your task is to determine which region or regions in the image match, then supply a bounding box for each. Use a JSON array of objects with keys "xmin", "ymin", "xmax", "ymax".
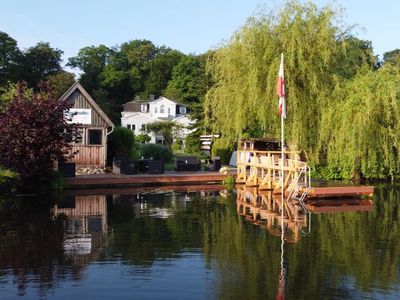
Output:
[
  {"xmin": 318, "ymin": 65, "xmax": 400, "ymax": 180},
  {"xmin": 205, "ymin": 0, "xmax": 351, "ymax": 156}
]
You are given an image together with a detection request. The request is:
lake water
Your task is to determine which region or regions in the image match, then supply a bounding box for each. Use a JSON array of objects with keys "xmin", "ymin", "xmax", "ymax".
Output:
[{"xmin": 0, "ymin": 185, "xmax": 399, "ymax": 299}]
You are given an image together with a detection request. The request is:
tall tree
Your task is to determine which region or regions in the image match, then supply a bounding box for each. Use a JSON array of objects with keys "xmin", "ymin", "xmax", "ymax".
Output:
[
  {"xmin": 46, "ymin": 71, "xmax": 76, "ymax": 99},
  {"xmin": 0, "ymin": 31, "xmax": 21, "ymax": 86},
  {"xmin": 165, "ymin": 54, "xmax": 211, "ymax": 154},
  {"xmin": 67, "ymin": 45, "xmax": 112, "ymax": 93},
  {"xmin": 204, "ymin": 0, "xmax": 353, "ymax": 158},
  {"xmin": 318, "ymin": 65, "xmax": 400, "ymax": 180},
  {"xmin": 19, "ymin": 42, "xmax": 63, "ymax": 88}
]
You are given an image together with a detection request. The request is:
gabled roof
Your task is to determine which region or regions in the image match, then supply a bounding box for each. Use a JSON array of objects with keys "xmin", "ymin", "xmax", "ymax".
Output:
[
  {"xmin": 151, "ymin": 96, "xmax": 187, "ymax": 107},
  {"xmin": 59, "ymin": 81, "xmax": 114, "ymax": 127}
]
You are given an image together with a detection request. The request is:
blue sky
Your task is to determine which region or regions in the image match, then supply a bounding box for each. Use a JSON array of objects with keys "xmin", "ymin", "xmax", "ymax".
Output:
[{"xmin": 1, "ymin": 0, "xmax": 399, "ymax": 68}]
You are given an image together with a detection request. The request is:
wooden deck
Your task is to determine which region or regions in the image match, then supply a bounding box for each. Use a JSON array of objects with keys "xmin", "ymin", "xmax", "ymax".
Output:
[
  {"xmin": 64, "ymin": 172, "xmax": 229, "ymax": 189},
  {"xmin": 307, "ymin": 186, "xmax": 374, "ymax": 198}
]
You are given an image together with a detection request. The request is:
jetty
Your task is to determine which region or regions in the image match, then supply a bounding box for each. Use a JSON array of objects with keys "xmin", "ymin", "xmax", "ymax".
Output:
[{"xmin": 235, "ymin": 138, "xmax": 374, "ymax": 199}]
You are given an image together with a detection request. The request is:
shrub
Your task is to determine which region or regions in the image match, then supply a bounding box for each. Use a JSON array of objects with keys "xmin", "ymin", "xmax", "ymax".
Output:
[
  {"xmin": 139, "ymin": 143, "xmax": 172, "ymax": 161},
  {"xmin": 108, "ymin": 127, "xmax": 138, "ymax": 162},
  {"xmin": 0, "ymin": 82, "xmax": 74, "ymax": 185}
]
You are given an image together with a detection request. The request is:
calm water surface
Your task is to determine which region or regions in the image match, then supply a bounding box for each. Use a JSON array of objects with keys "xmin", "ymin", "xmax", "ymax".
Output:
[{"xmin": 0, "ymin": 185, "xmax": 399, "ymax": 299}]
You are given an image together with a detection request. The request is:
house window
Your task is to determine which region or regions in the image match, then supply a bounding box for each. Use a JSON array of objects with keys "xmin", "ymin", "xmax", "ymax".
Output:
[
  {"xmin": 88, "ymin": 129, "xmax": 102, "ymax": 145},
  {"xmin": 66, "ymin": 128, "xmax": 83, "ymax": 144},
  {"xmin": 179, "ymin": 106, "xmax": 186, "ymax": 114},
  {"xmin": 168, "ymin": 108, "xmax": 171, "ymax": 114},
  {"xmin": 141, "ymin": 105, "xmax": 147, "ymax": 112},
  {"xmin": 132, "ymin": 124, "xmax": 136, "ymax": 131},
  {"xmin": 160, "ymin": 104, "xmax": 165, "ymax": 114},
  {"xmin": 141, "ymin": 124, "xmax": 146, "ymax": 131},
  {"xmin": 127, "ymin": 124, "xmax": 131, "ymax": 130},
  {"xmin": 155, "ymin": 107, "xmax": 157, "ymax": 113}
]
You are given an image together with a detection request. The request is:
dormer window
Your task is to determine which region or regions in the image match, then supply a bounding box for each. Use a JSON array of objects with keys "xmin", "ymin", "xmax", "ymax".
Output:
[
  {"xmin": 141, "ymin": 104, "xmax": 147, "ymax": 112},
  {"xmin": 160, "ymin": 104, "xmax": 165, "ymax": 114},
  {"xmin": 179, "ymin": 106, "xmax": 186, "ymax": 114}
]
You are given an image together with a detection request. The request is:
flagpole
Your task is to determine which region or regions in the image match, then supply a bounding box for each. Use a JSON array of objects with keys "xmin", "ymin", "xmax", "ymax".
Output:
[{"xmin": 280, "ymin": 53, "xmax": 285, "ymax": 236}]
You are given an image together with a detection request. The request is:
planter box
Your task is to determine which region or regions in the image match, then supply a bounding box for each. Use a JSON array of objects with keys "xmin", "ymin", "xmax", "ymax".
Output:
[
  {"xmin": 58, "ymin": 162, "xmax": 76, "ymax": 177},
  {"xmin": 113, "ymin": 157, "xmax": 137, "ymax": 175}
]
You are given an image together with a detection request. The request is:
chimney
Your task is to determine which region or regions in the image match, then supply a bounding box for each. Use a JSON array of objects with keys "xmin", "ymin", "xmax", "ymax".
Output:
[
  {"xmin": 135, "ymin": 95, "xmax": 140, "ymax": 101},
  {"xmin": 149, "ymin": 94, "xmax": 155, "ymax": 101}
]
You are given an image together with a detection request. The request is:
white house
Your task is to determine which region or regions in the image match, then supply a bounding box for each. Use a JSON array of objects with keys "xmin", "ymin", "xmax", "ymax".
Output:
[{"xmin": 121, "ymin": 96, "xmax": 193, "ymax": 144}]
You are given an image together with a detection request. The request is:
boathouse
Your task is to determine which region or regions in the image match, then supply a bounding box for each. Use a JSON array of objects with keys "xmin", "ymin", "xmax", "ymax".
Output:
[{"xmin": 60, "ymin": 82, "xmax": 114, "ymax": 168}]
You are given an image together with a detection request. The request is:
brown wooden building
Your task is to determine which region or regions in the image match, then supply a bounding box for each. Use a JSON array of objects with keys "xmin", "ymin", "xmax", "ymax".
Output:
[{"xmin": 60, "ymin": 82, "xmax": 114, "ymax": 167}]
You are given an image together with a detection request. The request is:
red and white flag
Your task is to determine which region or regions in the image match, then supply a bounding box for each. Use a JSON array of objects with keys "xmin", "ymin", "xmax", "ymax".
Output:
[{"xmin": 277, "ymin": 53, "xmax": 286, "ymax": 118}]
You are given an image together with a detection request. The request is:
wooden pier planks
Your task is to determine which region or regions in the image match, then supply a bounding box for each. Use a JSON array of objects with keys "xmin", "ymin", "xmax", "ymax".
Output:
[{"xmin": 64, "ymin": 172, "xmax": 228, "ymax": 188}]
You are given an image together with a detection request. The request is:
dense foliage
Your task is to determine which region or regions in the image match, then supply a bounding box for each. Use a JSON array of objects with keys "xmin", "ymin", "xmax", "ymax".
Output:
[{"xmin": 0, "ymin": 82, "xmax": 74, "ymax": 183}]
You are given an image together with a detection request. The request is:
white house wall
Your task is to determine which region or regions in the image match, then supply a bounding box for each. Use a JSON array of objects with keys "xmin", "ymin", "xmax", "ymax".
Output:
[
  {"xmin": 149, "ymin": 97, "xmax": 177, "ymax": 119},
  {"xmin": 121, "ymin": 112, "xmax": 158, "ymax": 143},
  {"xmin": 121, "ymin": 97, "xmax": 194, "ymax": 144}
]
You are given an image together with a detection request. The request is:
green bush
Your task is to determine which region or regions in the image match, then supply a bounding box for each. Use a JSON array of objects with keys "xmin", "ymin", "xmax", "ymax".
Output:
[
  {"xmin": 108, "ymin": 127, "xmax": 138, "ymax": 162},
  {"xmin": 139, "ymin": 143, "xmax": 172, "ymax": 161}
]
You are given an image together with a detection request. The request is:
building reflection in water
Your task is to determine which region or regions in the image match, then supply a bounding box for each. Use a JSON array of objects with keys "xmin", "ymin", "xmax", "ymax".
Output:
[
  {"xmin": 236, "ymin": 185, "xmax": 374, "ymax": 299},
  {"xmin": 52, "ymin": 195, "xmax": 108, "ymax": 257},
  {"xmin": 111, "ymin": 189, "xmax": 221, "ymax": 219}
]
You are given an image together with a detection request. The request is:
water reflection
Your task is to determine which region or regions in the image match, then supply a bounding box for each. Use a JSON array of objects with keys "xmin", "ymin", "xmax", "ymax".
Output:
[
  {"xmin": 52, "ymin": 195, "xmax": 108, "ymax": 256},
  {"xmin": 236, "ymin": 186, "xmax": 310, "ymax": 243},
  {"xmin": 236, "ymin": 185, "xmax": 373, "ymax": 242},
  {"xmin": 1, "ymin": 185, "xmax": 399, "ymax": 299}
]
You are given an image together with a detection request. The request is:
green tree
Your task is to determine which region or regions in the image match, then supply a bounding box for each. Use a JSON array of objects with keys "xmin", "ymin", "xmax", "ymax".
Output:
[
  {"xmin": 19, "ymin": 42, "xmax": 63, "ymax": 88},
  {"xmin": 318, "ymin": 65, "xmax": 400, "ymax": 180},
  {"xmin": 0, "ymin": 31, "xmax": 21, "ymax": 87},
  {"xmin": 383, "ymin": 49, "xmax": 400, "ymax": 66},
  {"xmin": 145, "ymin": 120, "xmax": 182, "ymax": 150},
  {"xmin": 165, "ymin": 54, "xmax": 212, "ymax": 154},
  {"xmin": 142, "ymin": 48, "xmax": 184, "ymax": 97},
  {"xmin": 204, "ymin": 0, "xmax": 360, "ymax": 161},
  {"xmin": 46, "ymin": 71, "xmax": 75, "ymax": 98},
  {"xmin": 0, "ymin": 82, "xmax": 33, "ymax": 111},
  {"xmin": 68, "ymin": 45, "xmax": 112, "ymax": 93}
]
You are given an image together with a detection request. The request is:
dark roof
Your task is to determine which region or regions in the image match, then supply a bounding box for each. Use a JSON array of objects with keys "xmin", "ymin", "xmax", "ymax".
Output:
[{"xmin": 122, "ymin": 100, "xmax": 149, "ymax": 112}]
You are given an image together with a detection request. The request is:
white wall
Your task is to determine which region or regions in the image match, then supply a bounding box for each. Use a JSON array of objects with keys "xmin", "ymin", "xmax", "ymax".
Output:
[
  {"xmin": 121, "ymin": 112, "xmax": 158, "ymax": 143},
  {"xmin": 149, "ymin": 97, "xmax": 177, "ymax": 119}
]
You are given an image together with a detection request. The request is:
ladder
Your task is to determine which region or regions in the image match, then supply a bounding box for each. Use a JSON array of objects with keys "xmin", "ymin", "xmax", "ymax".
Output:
[{"xmin": 286, "ymin": 166, "xmax": 311, "ymax": 212}]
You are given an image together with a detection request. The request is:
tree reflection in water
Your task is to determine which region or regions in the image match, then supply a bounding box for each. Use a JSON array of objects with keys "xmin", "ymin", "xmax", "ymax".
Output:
[{"xmin": 0, "ymin": 185, "xmax": 399, "ymax": 299}]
